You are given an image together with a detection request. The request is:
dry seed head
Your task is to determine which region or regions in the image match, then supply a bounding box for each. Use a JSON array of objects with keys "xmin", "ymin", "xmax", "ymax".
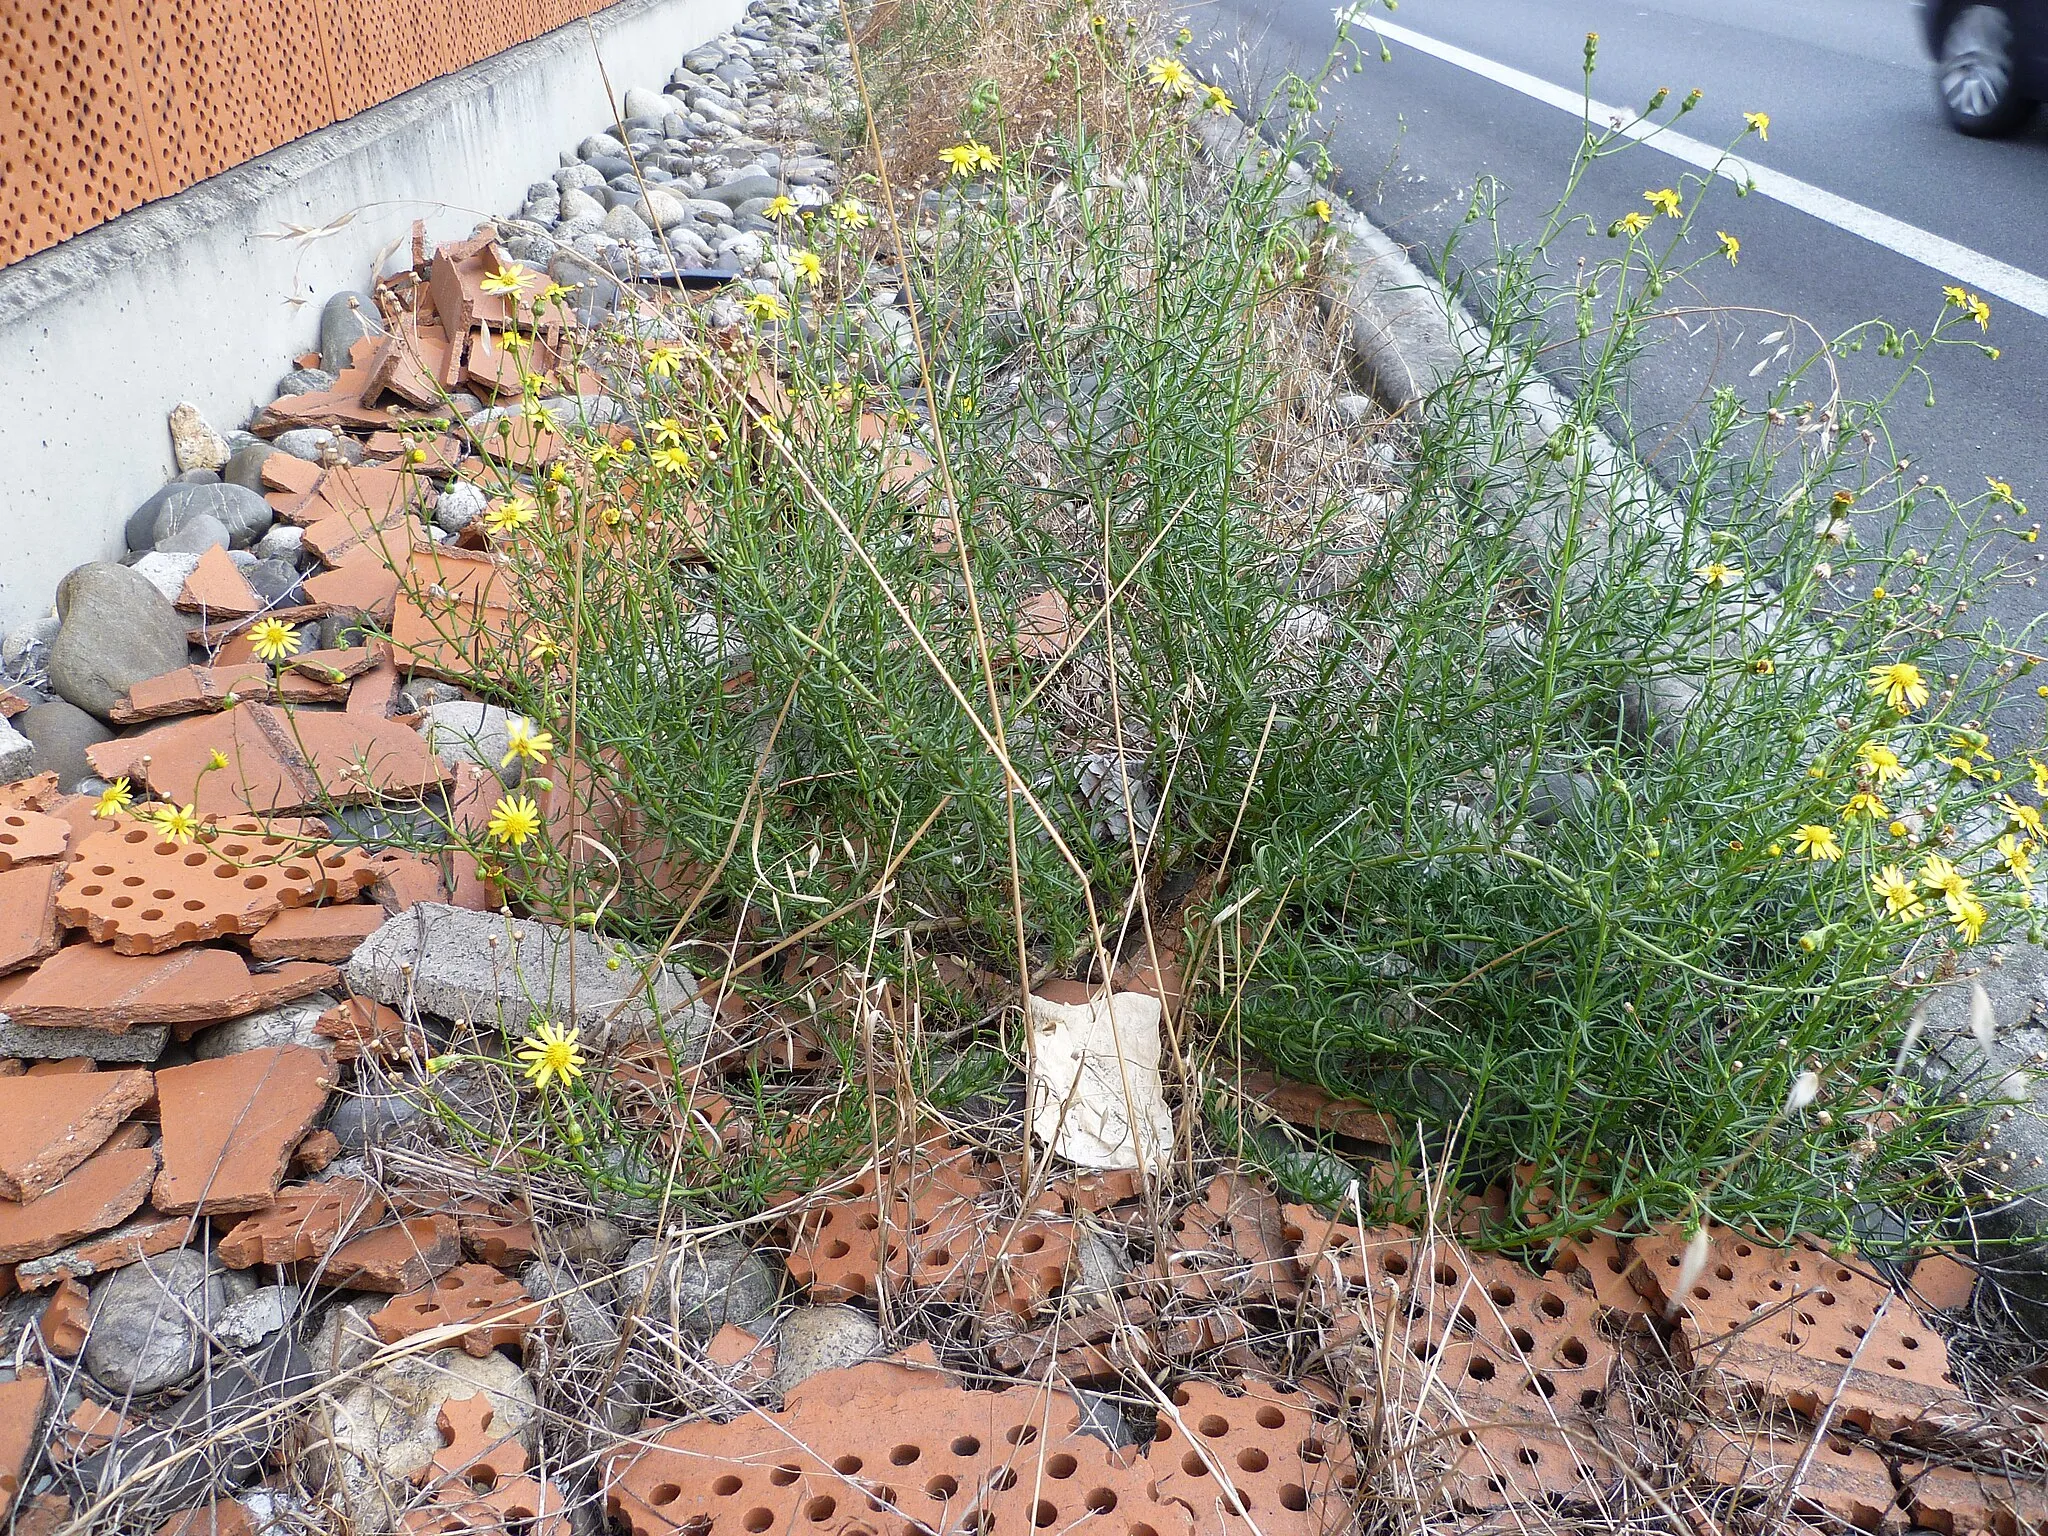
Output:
[
  {"xmin": 1970, "ymin": 981, "xmax": 1997, "ymax": 1046},
  {"xmin": 1784, "ymin": 1070, "xmax": 1821, "ymax": 1114},
  {"xmin": 1667, "ymin": 1225, "xmax": 1711, "ymax": 1320}
]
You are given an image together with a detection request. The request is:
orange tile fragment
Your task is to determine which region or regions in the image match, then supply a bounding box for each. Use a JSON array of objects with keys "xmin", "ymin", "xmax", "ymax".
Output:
[
  {"xmin": 0, "ymin": 862, "xmax": 61, "ymax": 976},
  {"xmin": 13, "ymin": 1213, "xmax": 190, "ymax": 1290},
  {"xmin": 0, "ymin": 943, "xmax": 336, "ymax": 1033},
  {"xmin": 151, "ymin": 1045, "xmax": 337, "ymax": 1214},
  {"xmin": 0, "ymin": 1375, "xmax": 47, "ymax": 1505},
  {"xmin": 0, "ymin": 1141, "xmax": 157, "ymax": 1261},
  {"xmin": 0, "ymin": 809, "xmax": 69, "ymax": 869},
  {"xmin": 316, "ymin": 1213, "xmax": 462, "ymax": 1292},
  {"xmin": 176, "ymin": 546, "xmax": 263, "ymax": 619},
  {"xmin": 217, "ymin": 1178, "xmax": 385, "ymax": 1268},
  {"xmin": 247, "ymin": 902, "xmax": 385, "ymax": 961},
  {"xmin": 371, "ymin": 1262, "xmax": 548, "ymax": 1356},
  {"xmin": 314, "ymin": 996, "xmax": 407, "ymax": 1060},
  {"xmin": 38, "ymin": 1279, "xmax": 89, "ymax": 1356},
  {"xmin": 0, "ymin": 1069, "xmax": 153, "ymax": 1200}
]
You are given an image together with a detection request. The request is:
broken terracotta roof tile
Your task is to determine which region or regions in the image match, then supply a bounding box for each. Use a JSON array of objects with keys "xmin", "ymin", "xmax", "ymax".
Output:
[
  {"xmin": 176, "ymin": 546, "xmax": 263, "ymax": 619},
  {"xmin": 0, "ymin": 1069, "xmax": 153, "ymax": 1201},
  {"xmin": 302, "ymin": 547, "xmax": 401, "ymax": 618},
  {"xmin": 347, "ymin": 660, "xmax": 404, "ymax": 720},
  {"xmin": 389, "ymin": 545, "xmax": 518, "ymax": 681},
  {"xmin": 313, "ymin": 996, "xmax": 407, "ymax": 1060},
  {"xmin": 315, "ymin": 1213, "xmax": 462, "ymax": 1291},
  {"xmin": 254, "ymin": 336, "xmax": 399, "ymax": 434},
  {"xmin": 39, "ymin": 1282, "xmax": 89, "ymax": 1357},
  {"xmin": 0, "ymin": 775, "xmax": 59, "ymax": 813},
  {"xmin": 0, "ymin": 942, "xmax": 336, "ymax": 1033},
  {"xmin": 0, "ymin": 809, "xmax": 70, "ymax": 870},
  {"xmin": 151, "ymin": 1045, "xmax": 336, "ymax": 1215},
  {"xmin": 285, "ymin": 646, "xmax": 377, "ymax": 685},
  {"xmin": 290, "ymin": 1127, "xmax": 341, "ymax": 1174},
  {"xmin": 0, "ymin": 863, "xmax": 61, "ymax": 976},
  {"xmin": 0, "ymin": 1140, "xmax": 158, "ymax": 1262},
  {"xmin": 363, "ymin": 325, "xmax": 453, "ymax": 411},
  {"xmin": 247, "ymin": 902, "xmax": 384, "ymax": 962},
  {"xmin": 0, "ymin": 689, "xmax": 26, "ymax": 719},
  {"xmin": 112, "ymin": 664, "xmax": 273, "ymax": 724},
  {"xmin": 152, "ymin": 1502, "xmax": 260, "ymax": 1536},
  {"xmin": 58, "ymin": 812, "xmax": 379, "ymax": 955},
  {"xmin": 0, "ymin": 1375, "xmax": 47, "ymax": 1507},
  {"xmin": 13, "ymin": 1213, "xmax": 189, "ymax": 1290},
  {"xmin": 217, "ymin": 1177, "xmax": 384, "ymax": 1268},
  {"xmin": 87, "ymin": 701, "xmax": 447, "ymax": 817}
]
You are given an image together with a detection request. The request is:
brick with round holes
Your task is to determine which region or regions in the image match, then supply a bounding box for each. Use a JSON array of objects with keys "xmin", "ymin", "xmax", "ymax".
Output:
[
  {"xmin": 370, "ymin": 1262, "xmax": 550, "ymax": 1356},
  {"xmin": 57, "ymin": 813, "xmax": 380, "ymax": 955},
  {"xmin": 605, "ymin": 1345, "xmax": 1359, "ymax": 1536},
  {"xmin": 1634, "ymin": 1226, "xmax": 1967, "ymax": 1436},
  {"xmin": 0, "ymin": 809, "xmax": 70, "ymax": 870},
  {"xmin": 1685, "ymin": 1423, "xmax": 1900, "ymax": 1531}
]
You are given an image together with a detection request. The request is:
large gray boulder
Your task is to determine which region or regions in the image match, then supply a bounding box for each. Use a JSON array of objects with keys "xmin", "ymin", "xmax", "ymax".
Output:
[
  {"xmin": 47, "ymin": 563, "xmax": 192, "ymax": 722},
  {"xmin": 344, "ymin": 903, "xmax": 715, "ymax": 1048},
  {"xmin": 147, "ymin": 481, "xmax": 274, "ymax": 550}
]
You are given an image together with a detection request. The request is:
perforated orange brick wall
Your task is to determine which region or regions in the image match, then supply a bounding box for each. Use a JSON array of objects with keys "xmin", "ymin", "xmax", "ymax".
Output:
[{"xmin": 0, "ymin": 0, "xmax": 619, "ymax": 266}]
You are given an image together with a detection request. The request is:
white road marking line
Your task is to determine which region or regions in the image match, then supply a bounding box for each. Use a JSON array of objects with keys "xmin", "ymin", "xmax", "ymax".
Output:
[{"xmin": 1365, "ymin": 15, "xmax": 2048, "ymax": 321}]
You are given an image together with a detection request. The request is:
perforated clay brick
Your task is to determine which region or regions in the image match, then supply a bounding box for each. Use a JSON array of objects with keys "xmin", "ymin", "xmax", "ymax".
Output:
[
  {"xmin": 218, "ymin": 1178, "xmax": 387, "ymax": 1268},
  {"xmin": 0, "ymin": 809, "xmax": 70, "ymax": 870},
  {"xmin": 58, "ymin": 812, "xmax": 379, "ymax": 954},
  {"xmin": 371, "ymin": 1263, "xmax": 549, "ymax": 1357},
  {"xmin": 403, "ymin": 1393, "xmax": 572, "ymax": 1536},
  {"xmin": 606, "ymin": 1346, "xmax": 1359, "ymax": 1536},
  {"xmin": 1634, "ymin": 1227, "xmax": 1963, "ymax": 1435}
]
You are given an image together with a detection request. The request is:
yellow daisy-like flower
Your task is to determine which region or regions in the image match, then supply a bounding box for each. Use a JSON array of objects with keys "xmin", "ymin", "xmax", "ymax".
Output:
[
  {"xmin": 2031, "ymin": 756, "xmax": 2048, "ymax": 795},
  {"xmin": 650, "ymin": 445, "xmax": 695, "ymax": 477},
  {"xmin": 1644, "ymin": 187, "xmax": 1682, "ymax": 218},
  {"xmin": 1858, "ymin": 740, "xmax": 1904, "ymax": 784},
  {"xmin": 1615, "ymin": 211, "xmax": 1651, "ymax": 236},
  {"xmin": 515, "ymin": 1019, "xmax": 585, "ymax": 1093},
  {"xmin": 1998, "ymin": 794, "xmax": 2046, "ymax": 839},
  {"xmin": 538, "ymin": 281, "xmax": 575, "ymax": 307},
  {"xmin": 830, "ymin": 198, "xmax": 872, "ymax": 228},
  {"xmin": 501, "ymin": 719, "xmax": 555, "ymax": 769},
  {"xmin": 1841, "ymin": 790, "xmax": 1888, "ymax": 820},
  {"xmin": 1204, "ymin": 84, "xmax": 1234, "ymax": 114},
  {"xmin": 528, "ymin": 631, "xmax": 561, "ymax": 666},
  {"xmin": 1968, "ymin": 294, "xmax": 1992, "ymax": 330},
  {"xmin": 1919, "ymin": 853, "xmax": 1970, "ymax": 903},
  {"xmin": 2000, "ymin": 833, "xmax": 2034, "ymax": 881},
  {"xmin": 207, "ymin": 750, "xmax": 229, "ymax": 772},
  {"xmin": 1866, "ymin": 661, "xmax": 1929, "ymax": 713},
  {"xmin": 764, "ymin": 194, "xmax": 799, "ymax": 218},
  {"xmin": 648, "ymin": 417, "xmax": 688, "ymax": 447},
  {"xmin": 246, "ymin": 617, "xmax": 301, "ymax": 663},
  {"xmin": 1307, "ymin": 197, "xmax": 1332, "ymax": 222},
  {"xmin": 93, "ymin": 777, "xmax": 134, "ymax": 819},
  {"xmin": 1791, "ymin": 823, "xmax": 1843, "ymax": 861},
  {"xmin": 740, "ymin": 290, "xmax": 789, "ymax": 324},
  {"xmin": 149, "ymin": 802, "xmax": 201, "ymax": 845},
  {"xmin": 646, "ymin": 343, "xmax": 687, "ymax": 380},
  {"xmin": 1951, "ymin": 893, "xmax": 1989, "ymax": 944},
  {"xmin": 1146, "ymin": 56, "xmax": 1195, "ymax": 97},
  {"xmin": 1716, "ymin": 230, "xmax": 1740, "ymax": 264},
  {"xmin": 1888, "ymin": 819, "xmax": 1910, "ymax": 839},
  {"xmin": 792, "ymin": 249, "xmax": 821, "ymax": 285},
  {"xmin": 479, "ymin": 265, "xmax": 534, "ymax": 298},
  {"xmin": 1988, "ymin": 476, "xmax": 2017, "ymax": 503},
  {"xmin": 482, "ymin": 495, "xmax": 539, "ymax": 537},
  {"xmin": 1943, "ymin": 284, "xmax": 1969, "ymax": 309},
  {"xmin": 486, "ymin": 793, "xmax": 543, "ymax": 849},
  {"xmin": 1695, "ymin": 560, "xmax": 1744, "ymax": 590},
  {"xmin": 1743, "ymin": 110, "xmax": 1770, "ymax": 140},
  {"xmin": 939, "ymin": 141, "xmax": 1000, "ymax": 177},
  {"xmin": 1751, "ymin": 656, "xmax": 1775, "ymax": 676},
  {"xmin": 1872, "ymin": 864, "xmax": 1923, "ymax": 919}
]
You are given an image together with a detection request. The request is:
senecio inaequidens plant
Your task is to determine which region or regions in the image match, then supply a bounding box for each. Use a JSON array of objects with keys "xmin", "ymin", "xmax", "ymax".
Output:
[{"xmin": 394, "ymin": 6, "xmax": 2045, "ymax": 1247}]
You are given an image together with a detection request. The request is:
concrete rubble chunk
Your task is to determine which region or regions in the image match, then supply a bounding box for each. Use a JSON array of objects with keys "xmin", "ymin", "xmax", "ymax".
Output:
[
  {"xmin": 345, "ymin": 902, "xmax": 714, "ymax": 1046},
  {"xmin": 151, "ymin": 1045, "xmax": 336, "ymax": 1214},
  {"xmin": 0, "ymin": 1068, "xmax": 153, "ymax": 1201},
  {"xmin": 0, "ymin": 1018, "xmax": 170, "ymax": 1063}
]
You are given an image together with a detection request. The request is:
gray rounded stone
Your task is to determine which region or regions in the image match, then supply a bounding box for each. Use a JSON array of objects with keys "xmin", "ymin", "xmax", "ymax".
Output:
[
  {"xmin": 147, "ymin": 482, "xmax": 274, "ymax": 550},
  {"xmin": 17, "ymin": 699, "xmax": 113, "ymax": 787},
  {"xmin": 85, "ymin": 1248, "xmax": 224, "ymax": 1396},
  {"xmin": 277, "ymin": 367, "xmax": 336, "ymax": 398},
  {"xmin": 222, "ymin": 442, "xmax": 276, "ymax": 494},
  {"xmin": 157, "ymin": 513, "xmax": 230, "ymax": 556},
  {"xmin": 48, "ymin": 563, "xmax": 193, "ymax": 721},
  {"xmin": 602, "ymin": 204, "xmax": 653, "ymax": 243},
  {"xmin": 768, "ymin": 1305, "xmax": 880, "ymax": 1395},
  {"xmin": 556, "ymin": 187, "xmax": 607, "ymax": 226},
  {"xmin": 433, "ymin": 482, "xmax": 487, "ymax": 534},
  {"xmin": 254, "ymin": 523, "xmax": 305, "ymax": 563},
  {"xmin": 554, "ymin": 163, "xmax": 605, "ymax": 192},
  {"xmin": 416, "ymin": 701, "xmax": 526, "ymax": 782},
  {"xmin": 243, "ymin": 559, "xmax": 304, "ymax": 607},
  {"xmin": 328, "ymin": 1087, "xmax": 421, "ymax": 1152},
  {"xmin": 272, "ymin": 427, "xmax": 362, "ymax": 465},
  {"xmin": 627, "ymin": 1236, "xmax": 778, "ymax": 1337},
  {"xmin": 703, "ymin": 173, "xmax": 780, "ymax": 207},
  {"xmin": 318, "ymin": 290, "xmax": 384, "ymax": 374},
  {"xmin": 634, "ymin": 188, "xmax": 692, "ymax": 231},
  {"xmin": 521, "ymin": 1260, "xmax": 618, "ymax": 1350}
]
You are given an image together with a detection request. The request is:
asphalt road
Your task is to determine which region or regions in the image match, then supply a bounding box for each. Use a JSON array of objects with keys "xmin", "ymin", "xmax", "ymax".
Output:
[{"xmin": 1203, "ymin": 0, "xmax": 2048, "ymax": 660}]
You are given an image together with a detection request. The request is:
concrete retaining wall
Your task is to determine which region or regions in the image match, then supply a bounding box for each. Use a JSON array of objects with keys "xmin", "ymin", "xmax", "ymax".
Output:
[{"xmin": 0, "ymin": 0, "xmax": 747, "ymax": 634}]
